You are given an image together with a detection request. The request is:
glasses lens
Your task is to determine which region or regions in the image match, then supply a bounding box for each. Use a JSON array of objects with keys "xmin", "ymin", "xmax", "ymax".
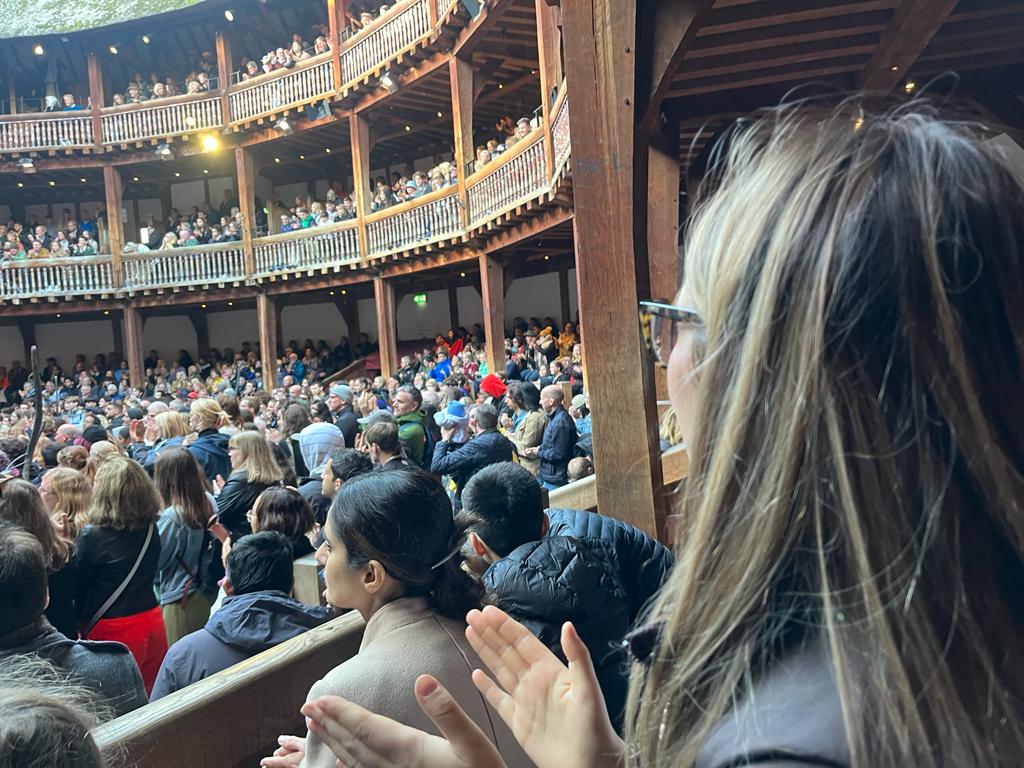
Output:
[{"xmin": 651, "ymin": 313, "xmax": 675, "ymax": 366}]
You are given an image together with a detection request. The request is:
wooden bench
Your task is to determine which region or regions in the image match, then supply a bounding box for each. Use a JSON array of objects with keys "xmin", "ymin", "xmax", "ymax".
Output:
[{"xmin": 92, "ymin": 612, "xmax": 364, "ymax": 768}]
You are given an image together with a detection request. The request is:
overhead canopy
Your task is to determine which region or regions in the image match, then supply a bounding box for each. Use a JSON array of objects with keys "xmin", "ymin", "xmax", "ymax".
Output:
[{"xmin": 1, "ymin": 0, "xmax": 211, "ymax": 40}]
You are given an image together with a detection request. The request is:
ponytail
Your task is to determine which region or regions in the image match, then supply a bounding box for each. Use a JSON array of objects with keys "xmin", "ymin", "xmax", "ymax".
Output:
[{"xmin": 430, "ymin": 517, "xmax": 484, "ymax": 621}]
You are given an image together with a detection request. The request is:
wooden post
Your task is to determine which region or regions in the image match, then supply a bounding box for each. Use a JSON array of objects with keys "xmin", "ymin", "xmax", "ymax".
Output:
[
  {"xmin": 122, "ymin": 305, "xmax": 145, "ymax": 389},
  {"xmin": 646, "ymin": 126, "xmax": 680, "ymax": 301},
  {"xmin": 447, "ymin": 284, "xmax": 460, "ymax": 332},
  {"xmin": 257, "ymin": 293, "xmax": 279, "ymax": 393},
  {"xmin": 449, "ymin": 57, "xmax": 473, "ymax": 227},
  {"xmin": 479, "ymin": 251, "xmax": 504, "ymax": 375},
  {"xmin": 327, "ymin": 0, "xmax": 344, "ymax": 91},
  {"xmin": 373, "ymin": 277, "xmax": 397, "ymax": 379},
  {"xmin": 103, "ymin": 166, "xmax": 125, "ymax": 288},
  {"xmin": 558, "ymin": 266, "xmax": 571, "ymax": 325},
  {"xmin": 562, "ymin": 0, "xmax": 664, "ymax": 538},
  {"xmin": 87, "ymin": 52, "xmax": 105, "ymax": 146},
  {"xmin": 235, "ymin": 147, "xmax": 256, "ymax": 277},
  {"xmin": 16, "ymin": 320, "xmax": 35, "ymax": 368},
  {"xmin": 335, "ymin": 297, "xmax": 361, "ymax": 350},
  {"xmin": 535, "ymin": 0, "xmax": 562, "ymax": 178},
  {"xmin": 215, "ymin": 29, "xmax": 233, "ymax": 123},
  {"xmin": 7, "ymin": 78, "xmax": 16, "ymax": 114},
  {"xmin": 349, "ymin": 114, "xmax": 372, "ymax": 262},
  {"xmin": 187, "ymin": 310, "xmax": 211, "ymax": 358}
]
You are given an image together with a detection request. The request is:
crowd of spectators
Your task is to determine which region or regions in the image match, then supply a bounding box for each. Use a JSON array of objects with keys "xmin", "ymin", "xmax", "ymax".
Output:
[
  {"xmin": 472, "ymin": 112, "xmax": 540, "ymax": 172},
  {"xmin": 236, "ymin": 24, "xmax": 333, "ymax": 83},
  {"xmin": 1, "ymin": 212, "xmax": 101, "ymax": 261},
  {"xmin": 369, "ymin": 161, "xmax": 459, "ymax": 212},
  {"xmin": 109, "ymin": 54, "xmax": 220, "ymax": 107}
]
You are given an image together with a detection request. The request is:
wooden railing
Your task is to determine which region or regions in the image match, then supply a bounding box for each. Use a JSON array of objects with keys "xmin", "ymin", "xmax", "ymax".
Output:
[
  {"xmin": 551, "ymin": 89, "xmax": 571, "ymax": 174},
  {"xmin": 92, "ymin": 612, "xmax": 365, "ymax": 768},
  {"xmin": 0, "ymin": 111, "xmax": 94, "ymax": 152},
  {"xmin": 229, "ymin": 55, "xmax": 335, "ymax": 125},
  {"xmin": 101, "ymin": 94, "xmax": 223, "ymax": 145},
  {"xmin": 123, "ymin": 243, "xmax": 246, "ymax": 291},
  {"xmin": 340, "ymin": 0, "xmax": 433, "ymax": 87},
  {"xmin": 365, "ymin": 186, "xmax": 461, "ymax": 258},
  {"xmin": 0, "ymin": 255, "xmax": 114, "ymax": 299},
  {"xmin": 253, "ymin": 220, "xmax": 360, "ymax": 276},
  {"xmin": 466, "ymin": 130, "xmax": 548, "ymax": 228}
]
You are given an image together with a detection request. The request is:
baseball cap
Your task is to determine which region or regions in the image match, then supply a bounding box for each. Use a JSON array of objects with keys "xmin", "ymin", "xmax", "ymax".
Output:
[
  {"xmin": 329, "ymin": 383, "xmax": 354, "ymax": 402},
  {"xmin": 357, "ymin": 409, "xmax": 396, "ymax": 426}
]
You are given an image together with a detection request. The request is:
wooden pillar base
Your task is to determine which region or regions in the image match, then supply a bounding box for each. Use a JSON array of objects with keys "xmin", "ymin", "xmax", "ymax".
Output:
[{"xmin": 257, "ymin": 294, "xmax": 279, "ymax": 393}]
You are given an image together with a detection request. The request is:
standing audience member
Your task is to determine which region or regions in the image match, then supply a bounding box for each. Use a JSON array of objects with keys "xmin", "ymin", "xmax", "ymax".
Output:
[
  {"xmin": 522, "ymin": 385, "xmax": 576, "ymax": 489},
  {"xmin": 391, "ymin": 385, "xmax": 428, "ymax": 468},
  {"xmin": 296, "ymin": 422, "xmax": 345, "ymax": 522},
  {"xmin": 327, "ymin": 384, "xmax": 359, "ymax": 448},
  {"xmin": 153, "ymin": 449, "xmax": 219, "ymax": 645},
  {"xmin": 430, "ymin": 403, "xmax": 513, "ymax": 505},
  {"xmin": 186, "ymin": 398, "xmax": 231, "ymax": 482},
  {"xmin": 74, "ymin": 458, "xmax": 166, "ymax": 695},
  {"xmin": 216, "ymin": 431, "xmax": 284, "ymax": 542},
  {"xmin": 320, "ymin": 447, "xmax": 373, "ymax": 504},
  {"xmin": 362, "ymin": 422, "xmax": 411, "ymax": 471},
  {"xmin": 150, "ymin": 531, "xmax": 332, "ymax": 700},
  {"xmin": 39, "ymin": 466, "xmax": 92, "ymax": 541},
  {"xmin": 503, "ymin": 382, "xmax": 546, "ymax": 475}
]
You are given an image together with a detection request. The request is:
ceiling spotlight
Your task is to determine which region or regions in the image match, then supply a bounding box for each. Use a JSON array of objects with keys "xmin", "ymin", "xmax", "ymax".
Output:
[
  {"xmin": 497, "ymin": 83, "xmax": 503, "ymax": 89},
  {"xmin": 543, "ymin": 255, "xmax": 549, "ymax": 260},
  {"xmin": 404, "ymin": 125, "xmax": 411, "ymax": 132},
  {"xmin": 80, "ymin": 177, "xmax": 87, "ymax": 183},
  {"xmin": 155, "ymin": 142, "xmax": 174, "ymax": 159},
  {"xmin": 174, "ymin": 171, "xmax": 181, "ymax": 177},
  {"xmin": 48, "ymin": 180, "xmax": 55, "ymax": 187},
  {"xmin": 132, "ymin": 175, "xmax": 139, "ymax": 181},
  {"xmin": 274, "ymin": 118, "xmax": 292, "ymax": 134},
  {"xmin": 202, "ymin": 169, "xmax": 209, "ymax": 174},
  {"xmin": 224, "ymin": 9, "xmax": 235, "ymax": 21},
  {"xmin": 16, "ymin": 182, "xmax": 23, "ymax": 188},
  {"xmin": 436, "ymin": 111, "xmax": 443, "ymax": 118},
  {"xmin": 109, "ymin": 45, "xmax": 119, "ymax": 55},
  {"xmin": 103, "ymin": 310, "xmax": 110, "ymax": 315},
  {"xmin": 201, "ymin": 133, "xmax": 220, "ymax": 151},
  {"xmin": 228, "ymin": 301, "xmax": 234, "ymax": 306},
  {"xmin": 298, "ymin": 154, "xmax": 305, "ymax": 160},
  {"xmin": 325, "ymin": 147, "xmax": 332, "ymax": 153},
  {"xmin": 201, "ymin": 304, "xmax": 207, "ymax": 308},
  {"xmin": 56, "ymin": 313, "xmax": 61, "ymax": 318},
  {"xmin": 341, "ymin": 289, "xmax": 347, "ymax": 295},
  {"xmin": 379, "ymin": 69, "xmax": 398, "ymax": 93},
  {"xmin": 459, "ymin": 271, "xmax": 466, "ymax": 277},
  {"xmin": 32, "ymin": 44, "xmax": 44, "ymax": 55},
  {"xmin": 329, "ymin": 290, "xmax": 335, "ymax": 295},
  {"xmin": 141, "ymin": 34, "xmax": 151, "ymax": 44},
  {"xmin": 903, "ymin": 80, "xmax": 916, "ymax": 93},
  {"xmin": 890, "ymin": 65, "xmax": 898, "ymax": 72},
  {"xmin": 274, "ymin": 157, "xmax": 281, "ymax": 163},
  {"xmin": 17, "ymin": 157, "xmax": 34, "ymax": 170}
]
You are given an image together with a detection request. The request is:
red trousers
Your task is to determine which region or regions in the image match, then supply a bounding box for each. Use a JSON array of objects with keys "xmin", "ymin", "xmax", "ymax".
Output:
[{"xmin": 86, "ymin": 605, "xmax": 168, "ymax": 695}]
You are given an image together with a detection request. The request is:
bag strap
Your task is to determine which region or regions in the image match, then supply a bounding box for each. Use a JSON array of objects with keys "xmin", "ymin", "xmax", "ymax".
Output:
[{"xmin": 81, "ymin": 523, "xmax": 154, "ymax": 638}]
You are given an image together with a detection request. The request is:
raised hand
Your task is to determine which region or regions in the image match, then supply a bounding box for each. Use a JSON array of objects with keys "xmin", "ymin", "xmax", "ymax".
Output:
[
  {"xmin": 301, "ymin": 675, "xmax": 505, "ymax": 768},
  {"xmin": 466, "ymin": 606, "xmax": 625, "ymax": 768}
]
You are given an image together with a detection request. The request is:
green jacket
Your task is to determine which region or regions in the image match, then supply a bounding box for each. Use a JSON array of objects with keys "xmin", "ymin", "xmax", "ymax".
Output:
[{"xmin": 395, "ymin": 411, "xmax": 427, "ymax": 468}]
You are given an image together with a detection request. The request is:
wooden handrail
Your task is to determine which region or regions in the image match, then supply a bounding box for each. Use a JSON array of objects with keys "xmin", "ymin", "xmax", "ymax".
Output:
[
  {"xmin": 92, "ymin": 612, "xmax": 365, "ymax": 768},
  {"xmin": 99, "ymin": 90, "xmax": 223, "ymax": 115},
  {"xmin": 340, "ymin": 0, "xmax": 424, "ymax": 49},
  {"xmin": 464, "ymin": 125, "xmax": 545, "ymax": 186},
  {"xmin": 229, "ymin": 51, "xmax": 335, "ymax": 94},
  {"xmin": 362, "ymin": 183, "xmax": 456, "ymax": 225},
  {"xmin": 122, "ymin": 241, "xmax": 245, "ymax": 260},
  {"xmin": 253, "ymin": 218, "xmax": 358, "ymax": 246},
  {"xmin": 0, "ymin": 109, "xmax": 95, "ymax": 123},
  {"xmin": 0, "ymin": 253, "xmax": 112, "ymax": 269}
]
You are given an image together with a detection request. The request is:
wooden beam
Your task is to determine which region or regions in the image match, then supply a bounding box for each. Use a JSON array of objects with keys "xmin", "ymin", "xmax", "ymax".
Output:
[
  {"xmin": 87, "ymin": 52, "xmax": 105, "ymax": 145},
  {"xmin": 373, "ymin": 277, "xmax": 397, "ymax": 379},
  {"xmin": 558, "ymin": 266, "xmax": 570, "ymax": 325},
  {"xmin": 453, "ymin": 0, "xmax": 518, "ymax": 58},
  {"xmin": 447, "ymin": 284, "xmax": 460, "ymax": 331},
  {"xmin": 215, "ymin": 28, "xmax": 234, "ymax": 123},
  {"xmin": 535, "ymin": 0, "xmax": 561, "ymax": 178},
  {"xmin": 186, "ymin": 310, "xmax": 211, "ymax": 358},
  {"xmin": 449, "ymin": 56, "xmax": 473, "ymax": 225},
  {"xmin": 103, "ymin": 166, "xmax": 125, "ymax": 288},
  {"xmin": 327, "ymin": 0, "xmax": 344, "ymax": 93},
  {"xmin": 638, "ymin": 0, "xmax": 714, "ymax": 133},
  {"xmin": 484, "ymin": 205, "xmax": 574, "ymax": 253},
  {"xmin": 562, "ymin": 0, "xmax": 664, "ymax": 537},
  {"xmin": 122, "ymin": 305, "xmax": 145, "ymax": 388},
  {"xmin": 16, "ymin": 319, "xmax": 35, "ymax": 368},
  {"xmin": 479, "ymin": 251, "xmax": 505, "ymax": 375},
  {"xmin": 646, "ymin": 125, "xmax": 681, "ymax": 301},
  {"xmin": 235, "ymin": 147, "xmax": 257, "ymax": 276},
  {"xmin": 857, "ymin": 0, "xmax": 958, "ymax": 91},
  {"xmin": 256, "ymin": 293, "xmax": 279, "ymax": 393},
  {"xmin": 349, "ymin": 113, "xmax": 372, "ymax": 263}
]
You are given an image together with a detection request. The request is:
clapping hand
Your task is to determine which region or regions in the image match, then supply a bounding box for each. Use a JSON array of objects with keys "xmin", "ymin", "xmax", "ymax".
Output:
[
  {"xmin": 440, "ymin": 425, "xmax": 456, "ymax": 442},
  {"xmin": 260, "ymin": 735, "xmax": 306, "ymax": 767}
]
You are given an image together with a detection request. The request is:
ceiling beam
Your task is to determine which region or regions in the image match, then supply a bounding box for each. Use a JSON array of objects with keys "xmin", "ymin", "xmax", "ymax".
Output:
[
  {"xmin": 638, "ymin": 0, "xmax": 714, "ymax": 133},
  {"xmin": 857, "ymin": 0, "xmax": 958, "ymax": 91}
]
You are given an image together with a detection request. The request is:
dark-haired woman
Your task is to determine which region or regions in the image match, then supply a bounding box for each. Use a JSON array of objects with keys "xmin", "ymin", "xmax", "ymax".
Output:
[
  {"xmin": 504, "ymin": 382, "xmax": 545, "ymax": 476},
  {"xmin": 154, "ymin": 448, "xmax": 219, "ymax": 645},
  {"xmin": 264, "ymin": 470, "xmax": 530, "ymax": 768},
  {"xmin": 248, "ymin": 486, "xmax": 316, "ymax": 559}
]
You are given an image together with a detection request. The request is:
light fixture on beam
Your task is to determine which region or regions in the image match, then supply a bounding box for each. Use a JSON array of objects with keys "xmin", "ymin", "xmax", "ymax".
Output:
[
  {"xmin": 224, "ymin": 9, "xmax": 235, "ymax": 21},
  {"xmin": 155, "ymin": 142, "xmax": 174, "ymax": 159},
  {"xmin": 379, "ymin": 69, "xmax": 398, "ymax": 93},
  {"xmin": 141, "ymin": 34, "xmax": 151, "ymax": 44},
  {"xmin": 109, "ymin": 45, "xmax": 119, "ymax": 55},
  {"xmin": 32, "ymin": 43, "xmax": 44, "ymax": 55},
  {"xmin": 201, "ymin": 133, "xmax": 220, "ymax": 151},
  {"xmin": 17, "ymin": 157, "xmax": 35, "ymax": 171},
  {"xmin": 274, "ymin": 118, "xmax": 293, "ymax": 135},
  {"xmin": 903, "ymin": 80, "xmax": 916, "ymax": 93}
]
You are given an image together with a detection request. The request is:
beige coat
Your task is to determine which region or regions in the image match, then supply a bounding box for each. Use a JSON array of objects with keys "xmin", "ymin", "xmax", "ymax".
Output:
[
  {"xmin": 511, "ymin": 409, "xmax": 546, "ymax": 475},
  {"xmin": 301, "ymin": 597, "xmax": 532, "ymax": 768}
]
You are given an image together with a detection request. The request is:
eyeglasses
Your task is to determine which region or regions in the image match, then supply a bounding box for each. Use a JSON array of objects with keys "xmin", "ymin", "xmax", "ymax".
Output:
[{"xmin": 639, "ymin": 300, "xmax": 702, "ymax": 368}]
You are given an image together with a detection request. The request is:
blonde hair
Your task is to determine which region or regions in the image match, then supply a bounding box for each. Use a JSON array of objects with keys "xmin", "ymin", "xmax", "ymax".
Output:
[
  {"xmin": 57, "ymin": 445, "xmax": 89, "ymax": 471},
  {"xmin": 228, "ymin": 430, "xmax": 284, "ymax": 485},
  {"xmin": 85, "ymin": 440, "xmax": 125, "ymax": 483},
  {"xmin": 156, "ymin": 410, "xmax": 189, "ymax": 440},
  {"xmin": 628, "ymin": 104, "xmax": 1024, "ymax": 766},
  {"xmin": 80, "ymin": 457, "xmax": 161, "ymax": 531},
  {"xmin": 190, "ymin": 397, "xmax": 228, "ymax": 431},
  {"xmin": 46, "ymin": 467, "xmax": 92, "ymax": 537}
]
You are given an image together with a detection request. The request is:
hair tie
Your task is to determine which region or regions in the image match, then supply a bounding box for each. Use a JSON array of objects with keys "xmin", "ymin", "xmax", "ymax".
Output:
[{"xmin": 430, "ymin": 533, "xmax": 466, "ymax": 570}]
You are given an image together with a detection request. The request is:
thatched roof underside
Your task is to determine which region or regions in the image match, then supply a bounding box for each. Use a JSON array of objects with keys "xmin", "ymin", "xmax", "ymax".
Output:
[{"xmin": 0, "ymin": 0, "xmax": 208, "ymax": 38}]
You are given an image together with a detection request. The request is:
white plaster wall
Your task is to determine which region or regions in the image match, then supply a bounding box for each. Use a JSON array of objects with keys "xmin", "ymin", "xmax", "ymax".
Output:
[
  {"xmin": 206, "ymin": 176, "xmax": 236, "ymax": 207},
  {"xmin": 0, "ymin": 205, "xmax": 12, "ymax": 222},
  {"xmin": 35, "ymin": 320, "xmax": 116, "ymax": 367},
  {"xmin": 0, "ymin": 327, "xmax": 24, "ymax": 366},
  {"xmin": 207, "ymin": 309, "xmax": 259, "ymax": 352},
  {"xmin": 504, "ymin": 272, "xmax": 570, "ymax": 326},
  {"xmin": 171, "ymin": 180, "xmax": 207, "ymax": 212},
  {"xmin": 357, "ymin": 298, "xmax": 377, "ymax": 341},
  {"xmin": 456, "ymin": 285, "xmax": 483, "ymax": 328},
  {"xmin": 396, "ymin": 289, "xmax": 451, "ymax": 340},
  {"xmin": 280, "ymin": 303, "xmax": 348, "ymax": 347},
  {"xmin": 142, "ymin": 316, "xmax": 198, "ymax": 362}
]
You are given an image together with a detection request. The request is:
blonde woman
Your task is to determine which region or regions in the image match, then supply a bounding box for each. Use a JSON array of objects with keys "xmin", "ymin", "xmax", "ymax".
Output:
[
  {"xmin": 85, "ymin": 439, "xmax": 125, "ymax": 483},
  {"xmin": 75, "ymin": 457, "xmax": 166, "ymax": 694},
  {"xmin": 186, "ymin": 397, "xmax": 231, "ymax": 482},
  {"xmin": 159, "ymin": 232, "xmax": 177, "ymax": 250},
  {"xmin": 39, "ymin": 466, "xmax": 92, "ymax": 540},
  {"xmin": 215, "ymin": 430, "xmax": 283, "ymax": 542},
  {"xmin": 297, "ymin": 105, "xmax": 1024, "ymax": 766},
  {"xmin": 140, "ymin": 410, "xmax": 191, "ymax": 472}
]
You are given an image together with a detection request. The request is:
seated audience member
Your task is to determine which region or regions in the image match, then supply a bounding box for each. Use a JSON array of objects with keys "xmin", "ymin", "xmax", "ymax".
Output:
[
  {"xmin": 0, "ymin": 479, "xmax": 81, "ymax": 639},
  {"xmin": 264, "ymin": 470, "xmax": 530, "ymax": 768},
  {"xmin": 301, "ymin": 107, "xmax": 1024, "ymax": 767},
  {"xmin": 0, "ymin": 523, "xmax": 148, "ymax": 717},
  {"xmin": 460, "ymin": 462, "xmax": 673, "ymax": 728},
  {"xmin": 151, "ymin": 531, "xmax": 332, "ymax": 700},
  {"xmin": 362, "ymin": 421, "xmax": 412, "ymax": 471},
  {"xmin": 567, "ymin": 455, "xmax": 594, "ymax": 482},
  {"xmin": 430, "ymin": 403, "xmax": 513, "ymax": 504},
  {"xmin": 246, "ymin": 486, "xmax": 316, "ymax": 559}
]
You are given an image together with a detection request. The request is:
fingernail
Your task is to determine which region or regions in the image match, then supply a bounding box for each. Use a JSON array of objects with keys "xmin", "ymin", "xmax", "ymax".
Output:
[{"xmin": 419, "ymin": 677, "xmax": 438, "ymax": 698}]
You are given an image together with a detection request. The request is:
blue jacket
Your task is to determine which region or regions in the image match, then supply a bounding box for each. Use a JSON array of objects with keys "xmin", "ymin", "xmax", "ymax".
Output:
[
  {"xmin": 430, "ymin": 430, "xmax": 514, "ymax": 498},
  {"xmin": 187, "ymin": 428, "xmax": 231, "ymax": 482},
  {"xmin": 482, "ymin": 508, "xmax": 673, "ymax": 730},
  {"xmin": 150, "ymin": 590, "xmax": 334, "ymax": 700},
  {"xmin": 536, "ymin": 407, "xmax": 576, "ymax": 486},
  {"xmin": 154, "ymin": 498, "xmax": 219, "ymax": 605}
]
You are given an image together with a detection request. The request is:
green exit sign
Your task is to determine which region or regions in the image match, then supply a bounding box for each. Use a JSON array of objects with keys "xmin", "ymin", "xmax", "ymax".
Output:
[{"xmin": 413, "ymin": 293, "xmax": 428, "ymax": 305}]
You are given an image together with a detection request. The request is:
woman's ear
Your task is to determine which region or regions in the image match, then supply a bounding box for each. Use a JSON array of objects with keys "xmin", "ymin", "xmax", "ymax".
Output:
[{"xmin": 363, "ymin": 559, "xmax": 388, "ymax": 594}]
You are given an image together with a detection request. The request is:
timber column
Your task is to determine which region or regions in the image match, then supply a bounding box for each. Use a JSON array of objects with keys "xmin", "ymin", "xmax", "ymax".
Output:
[
  {"xmin": 478, "ymin": 252, "xmax": 505, "ymax": 375},
  {"xmin": 257, "ymin": 293, "xmax": 279, "ymax": 393},
  {"xmin": 103, "ymin": 166, "xmax": 125, "ymax": 288},
  {"xmin": 373, "ymin": 277, "xmax": 397, "ymax": 379},
  {"xmin": 122, "ymin": 305, "xmax": 145, "ymax": 389},
  {"xmin": 235, "ymin": 147, "xmax": 257, "ymax": 277},
  {"xmin": 562, "ymin": 0, "xmax": 665, "ymax": 539}
]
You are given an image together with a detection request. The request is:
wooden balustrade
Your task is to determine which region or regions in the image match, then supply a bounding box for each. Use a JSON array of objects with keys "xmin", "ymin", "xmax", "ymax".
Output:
[
  {"xmin": 92, "ymin": 612, "xmax": 365, "ymax": 768},
  {"xmin": 229, "ymin": 55, "xmax": 335, "ymax": 125},
  {"xmin": 253, "ymin": 220, "xmax": 361, "ymax": 276},
  {"xmin": 123, "ymin": 244, "xmax": 246, "ymax": 291},
  {"xmin": 0, "ymin": 111, "xmax": 94, "ymax": 153},
  {"xmin": 0, "ymin": 255, "xmax": 114, "ymax": 299},
  {"xmin": 466, "ymin": 131, "xmax": 549, "ymax": 228},
  {"xmin": 101, "ymin": 94, "xmax": 223, "ymax": 145},
  {"xmin": 365, "ymin": 186, "xmax": 461, "ymax": 258},
  {"xmin": 551, "ymin": 91, "xmax": 571, "ymax": 174},
  {"xmin": 340, "ymin": 0, "xmax": 432, "ymax": 87}
]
